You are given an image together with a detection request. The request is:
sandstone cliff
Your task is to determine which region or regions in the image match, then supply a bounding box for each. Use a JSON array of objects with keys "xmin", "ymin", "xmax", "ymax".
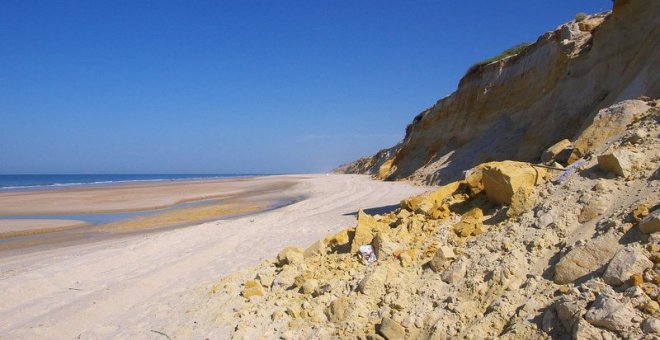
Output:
[{"xmin": 336, "ymin": 0, "xmax": 660, "ymax": 185}]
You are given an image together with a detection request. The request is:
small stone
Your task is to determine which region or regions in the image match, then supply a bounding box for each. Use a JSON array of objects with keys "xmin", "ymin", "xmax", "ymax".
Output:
[
  {"xmin": 629, "ymin": 273, "xmax": 644, "ymax": 286},
  {"xmin": 639, "ymin": 210, "xmax": 660, "ymax": 234},
  {"xmin": 632, "ymin": 204, "xmax": 650, "ymax": 222},
  {"xmin": 645, "ymin": 301, "xmax": 660, "ymax": 314},
  {"xmin": 452, "ymin": 208, "xmax": 484, "ymax": 237},
  {"xmin": 592, "ymin": 180, "xmax": 609, "ymax": 192},
  {"xmin": 627, "ymin": 128, "xmax": 647, "ymax": 144},
  {"xmin": 242, "ymin": 280, "xmax": 266, "ymax": 298},
  {"xmin": 535, "ymin": 213, "xmax": 555, "ymax": 229},
  {"xmin": 428, "ymin": 246, "xmax": 456, "ymax": 272},
  {"xmin": 277, "ymin": 247, "xmax": 304, "ymax": 266},
  {"xmin": 325, "ymin": 297, "xmax": 350, "ymax": 323},
  {"xmin": 642, "ymin": 318, "xmax": 660, "ymax": 334},
  {"xmin": 372, "ymin": 233, "xmax": 399, "ymax": 259},
  {"xmin": 399, "ymin": 252, "xmax": 413, "ymax": 268},
  {"xmin": 441, "ymin": 259, "xmax": 467, "ymax": 283},
  {"xmin": 286, "ymin": 305, "xmax": 301, "ymax": 318},
  {"xmin": 302, "ymin": 279, "xmax": 319, "ymax": 295},
  {"xmin": 358, "ymin": 266, "xmax": 388, "ymax": 296},
  {"xmin": 603, "ymin": 247, "xmax": 654, "ymax": 286},
  {"xmin": 271, "ymin": 310, "xmax": 285, "ymax": 321},
  {"xmin": 378, "ymin": 317, "xmax": 406, "ymax": 340},
  {"xmin": 556, "ymin": 300, "xmax": 583, "ymax": 331},
  {"xmin": 578, "ymin": 198, "xmax": 609, "ymax": 223}
]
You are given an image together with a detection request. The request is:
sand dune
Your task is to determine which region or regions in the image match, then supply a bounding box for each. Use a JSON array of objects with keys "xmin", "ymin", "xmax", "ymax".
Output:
[{"xmin": 0, "ymin": 174, "xmax": 429, "ymax": 339}]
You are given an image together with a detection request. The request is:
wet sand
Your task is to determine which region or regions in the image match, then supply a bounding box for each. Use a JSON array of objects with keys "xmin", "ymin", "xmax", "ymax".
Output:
[
  {"xmin": 0, "ymin": 176, "xmax": 301, "ymax": 251},
  {"xmin": 0, "ymin": 176, "xmax": 298, "ymax": 216},
  {"xmin": 0, "ymin": 219, "xmax": 91, "ymax": 239}
]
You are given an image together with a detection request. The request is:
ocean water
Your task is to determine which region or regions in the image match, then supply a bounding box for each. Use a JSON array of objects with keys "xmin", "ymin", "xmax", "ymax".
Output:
[{"xmin": 0, "ymin": 174, "xmax": 260, "ymax": 191}]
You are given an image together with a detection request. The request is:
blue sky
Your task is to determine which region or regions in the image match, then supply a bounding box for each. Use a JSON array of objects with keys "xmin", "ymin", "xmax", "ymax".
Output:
[{"xmin": 0, "ymin": 1, "xmax": 611, "ymax": 174}]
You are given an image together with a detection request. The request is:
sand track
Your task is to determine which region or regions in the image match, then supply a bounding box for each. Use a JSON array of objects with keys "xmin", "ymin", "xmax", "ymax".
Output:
[{"xmin": 0, "ymin": 174, "xmax": 428, "ymax": 339}]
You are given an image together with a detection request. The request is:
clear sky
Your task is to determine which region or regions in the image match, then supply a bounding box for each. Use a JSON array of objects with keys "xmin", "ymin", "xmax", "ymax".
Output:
[{"xmin": 0, "ymin": 1, "xmax": 611, "ymax": 174}]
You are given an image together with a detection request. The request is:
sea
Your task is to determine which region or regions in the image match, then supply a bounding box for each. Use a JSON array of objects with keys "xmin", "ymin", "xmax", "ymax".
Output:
[{"xmin": 0, "ymin": 174, "xmax": 261, "ymax": 191}]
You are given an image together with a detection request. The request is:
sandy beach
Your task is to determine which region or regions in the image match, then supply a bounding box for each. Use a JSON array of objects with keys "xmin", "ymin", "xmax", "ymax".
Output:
[
  {"xmin": 0, "ymin": 174, "xmax": 429, "ymax": 339},
  {"xmin": 0, "ymin": 176, "xmax": 301, "ymax": 251}
]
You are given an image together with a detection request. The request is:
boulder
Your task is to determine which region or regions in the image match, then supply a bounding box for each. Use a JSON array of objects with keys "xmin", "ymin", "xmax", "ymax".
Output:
[
  {"xmin": 571, "ymin": 100, "xmax": 650, "ymax": 163},
  {"xmin": 603, "ymin": 247, "xmax": 653, "ymax": 286},
  {"xmin": 584, "ymin": 295, "xmax": 636, "ymax": 332},
  {"xmin": 372, "ymin": 233, "xmax": 399, "ymax": 258},
  {"xmin": 351, "ymin": 210, "xmax": 386, "ymax": 253},
  {"xmin": 481, "ymin": 161, "xmax": 546, "ymax": 206},
  {"xmin": 452, "ymin": 207, "xmax": 484, "ymax": 237},
  {"xmin": 378, "ymin": 317, "xmax": 406, "ymax": 340},
  {"xmin": 425, "ymin": 181, "xmax": 463, "ymax": 205},
  {"xmin": 554, "ymin": 235, "xmax": 620, "ymax": 284},
  {"xmin": 277, "ymin": 247, "xmax": 305, "ymax": 266},
  {"xmin": 639, "ymin": 210, "xmax": 660, "ymax": 234},
  {"xmin": 597, "ymin": 150, "xmax": 634, "ymax": 177},
  {"xmin": 242, "ymin": 280, "xmax": 266, "ymax": 298},
  {"xmin": 541, "ymin": 139, "xmax": 574, "ymax": 164},
  {"xmin": 428, "ymin": 246, "xmax": 456, "ymax": 272},
  {"xmin": 303, "ymin": 240, "xmax": 325, "ymax": 258}
]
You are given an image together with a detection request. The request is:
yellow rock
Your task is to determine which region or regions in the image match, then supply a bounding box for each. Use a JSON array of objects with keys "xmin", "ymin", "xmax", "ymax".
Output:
[
  {"xmin": 481, "ymin": 161, "xmax": 546, "ymax": 206},
  {"xmin": 303, "ymin": 240, "xmax": 325, "ymax": 258},
  {"xmin": 465, "ymin": 165, "xmax": 487, "ymax": 196},
  {"xmin": 426, "ymin": 181, "xmax": 463, "ymax": 205},
  {"xmin": 541, "ymin": 139, "xmax": 573, "ymax": 163},
  {"xmin": 277, "ymin": 247, "xmax": 305, "ymax": 266},
  {"xmin": 242, "ymin": 280, "xmax": 266, "ymax": 298},
  {"xmin": 377, "ymin": 158, "xmax": 395, "ymax": 180},
  {"xmin": 633, "ymin": 204, "xmax": 650, "ymax": 222},
  {"xmin": 508, "ymin": 185, "xmax": 537, "ymax": 217},
  {"xmin": 350, "ymin": 210, "xmax": 386, "ymax": 253},
  {"xmin": 452, "ymin": 207, "xmax": 484, "ymax": 237}
]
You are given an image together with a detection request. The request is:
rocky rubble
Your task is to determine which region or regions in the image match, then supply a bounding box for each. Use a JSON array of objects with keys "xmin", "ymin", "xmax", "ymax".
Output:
[{"xmin": 196, "ymin": 101, "xmax": 660, "ymax": 339}]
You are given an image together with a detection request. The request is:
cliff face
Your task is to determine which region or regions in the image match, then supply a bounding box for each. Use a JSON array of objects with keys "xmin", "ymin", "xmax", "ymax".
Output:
[{"xmin": 338, "ymin": 0, "xmax": 660, "ymax": 184}]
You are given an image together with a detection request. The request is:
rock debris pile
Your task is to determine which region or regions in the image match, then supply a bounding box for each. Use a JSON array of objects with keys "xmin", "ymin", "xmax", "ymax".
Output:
[{"xmin": 203, "ymin": 99, "xmax": 660, "ymax": 339}]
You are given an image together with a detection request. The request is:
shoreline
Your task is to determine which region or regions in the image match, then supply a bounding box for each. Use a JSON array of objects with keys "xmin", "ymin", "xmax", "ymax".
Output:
[
  {"xmin": 0, "ymin": 175, "xmax": 299, "ymax": 216},
  {"xmin": 0, "ymin": 175, "xmax": 305, "ymax": 252},
  {"xmin": 0, "ymin": 174, "xmax": 272, "ymax": 192},
  {"xmin": 0, "ymin": 174, "xmax": 430, "ymax": 338}
]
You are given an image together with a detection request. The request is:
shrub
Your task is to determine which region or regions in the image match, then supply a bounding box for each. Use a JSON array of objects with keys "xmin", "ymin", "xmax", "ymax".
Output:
[
  {"xmin": 575, "ymin": 12, "xmax": 587, "ymax": 22},
  {"xmin": 473, "ymin": 42, "xmax": 531, "ymax": 67}
]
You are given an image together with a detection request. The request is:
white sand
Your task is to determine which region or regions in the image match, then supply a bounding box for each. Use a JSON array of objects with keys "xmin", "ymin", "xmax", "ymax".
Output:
[{"xmin": 0, "ymin": 174, "xmax": 429, "ymax": 339}]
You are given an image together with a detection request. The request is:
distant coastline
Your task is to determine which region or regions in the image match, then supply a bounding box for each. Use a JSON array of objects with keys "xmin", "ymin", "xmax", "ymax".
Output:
[{"xmin": 0, "ymin": 174, "xmax": 273, "ymax": 191}]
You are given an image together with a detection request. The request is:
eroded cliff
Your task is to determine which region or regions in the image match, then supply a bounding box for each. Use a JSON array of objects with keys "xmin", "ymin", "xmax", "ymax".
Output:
[{"xmin": 337, "ymin": 0, "xmax": 659, "ymax": 185}]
